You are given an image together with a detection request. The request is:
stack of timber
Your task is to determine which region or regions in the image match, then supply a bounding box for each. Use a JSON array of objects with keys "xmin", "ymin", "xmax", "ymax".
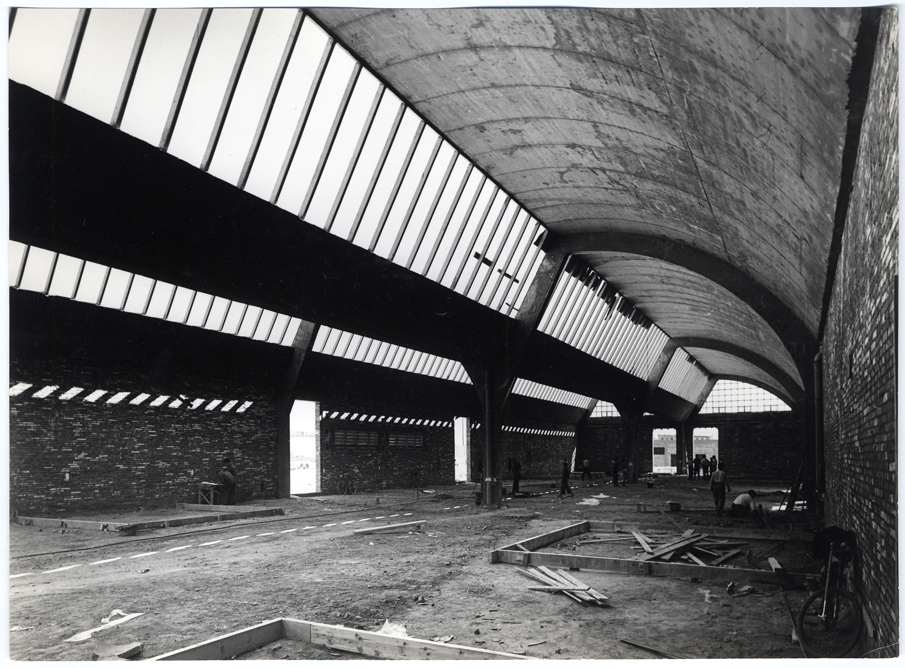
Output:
[
  {"xmin": 631, "ymin": 530, "xmax": 747, "ymax": 567},
  {"xmin": 516, "ymin": 566, "xmax": 609, "ymax": 606}
]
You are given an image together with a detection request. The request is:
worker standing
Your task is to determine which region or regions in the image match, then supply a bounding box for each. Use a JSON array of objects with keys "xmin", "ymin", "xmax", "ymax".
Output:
[
  {"xmin": 219, "ymin": 457, "xmax": 237, "ymax": 505},
  {"xmin": 710, "ymin": 462, "xmax": 730, "ymax": 516},
  {"xmin": 559, "ymin": 459, "xmax": 574, "ymax": 498}
]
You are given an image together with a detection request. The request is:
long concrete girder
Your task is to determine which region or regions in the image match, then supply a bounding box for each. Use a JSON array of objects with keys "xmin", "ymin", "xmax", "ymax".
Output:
[
  {"xmin": 9, "ymin": 81, "xmax": 688, "ymax": 423},
  {"xmin": 312, "ymin": 6, "xmax": 859, "ymax": 372}
]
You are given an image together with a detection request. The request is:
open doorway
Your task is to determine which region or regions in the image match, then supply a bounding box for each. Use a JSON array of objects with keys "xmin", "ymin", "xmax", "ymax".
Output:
[
  {"xmin": 692, "ymin": 427, "xmax": 719, "ymax": 470},
  {"xmin": 652, "ymin": 428, "xmax": 677, "ymax": 473},
  {"xmin": 290, "ymin": 400, "xmax": 318, "ymax": 494},
  {"xmin": 454, "ymin": 417, "xmax": 470, "ymax": 482}
]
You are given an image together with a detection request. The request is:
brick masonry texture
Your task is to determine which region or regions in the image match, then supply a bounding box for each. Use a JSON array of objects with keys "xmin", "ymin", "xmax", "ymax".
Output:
[
  {"xmin": 578, "ymin": 413, "xmax": 805, "ymax": 481},
  {"xmin": 821, "ymin": 10, "xmax": 898, "ymax": 655},
  {"xmin": 317, "ymin": 399, "xmax": 457, "ymax": 493},
  {"xmin": 472, "ymin": 420, "xmax": 579, "ymax": 481},
  {"xmin": 9, "ymin": 357, "xmax": 279, "ymax": 514}
]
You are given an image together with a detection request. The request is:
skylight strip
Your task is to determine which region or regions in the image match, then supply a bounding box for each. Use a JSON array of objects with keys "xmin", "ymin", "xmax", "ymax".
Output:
[
  {"xmin": 150, "ymin": 395, "xmax": 169, "ymax": 407},
  {"xmin": 610, "ymin": 319, "xmax": 636, "ymax": 371},
  {"xmin": 447, "ymin": 185, "xmax": 500, "ymax": 292},
  {"xmin": 549, "ymin": 273, "xmax": 584, "ymax": 340},
  {"xmin": 603, "ymin": 314, "xmax": 633, "ymax": 368},
  {"xmin": 56, "ymin": 8, "xmax": 90, "ymax": 103},
  {"xmin": 111, "ymin": 9, "xmax": 155, "ymax": 128},
  {"xmin": 460, "ymin": 194, "xmax": 511, "ymax": 298},
  {"xmin": 487, "ymin": 215, "xmax": 535, "ymax": 312},
  {"xmin": 476, "ymin": 206, "xmax": 526, "ymax": 305},
  {"xmin": 626, "ymin": 326, "xmax": 653, "ymax": 376},
  {"xmin": 560, "ymin": 275, "xmax": 595, "ymax": 346},
  {"xmin": 281, "ymin": 318, "xmax": 302, "ymax": 346},
  {"xmin": 130, "ymin": 393, "xmax": 151, "ymax": 405},
  {"xmin": 59, "ymin": 387, "xmax": 84, "ymax": 400},
  {"xmin": 571, "ymin": 282, "xmax": 606, "ymax": 350},
  {"xmin": 432, "ymin": 174, "xmax": 488, "ymax": 284},
  {"xmin": 221, "ymin": 399, "xmax": 238, "ymax": 412},
  {"xmin": 505, "ymin": 230, "xmax": 546, "ymax": 317},
  {"xmin": 542, "ymin": 265, "xmax": 579, "ymax": 337},
  {"xmin": 402, "ymin": 146, "xmax": 459, "ymax": 270},
  {"xmin": 32, "ymin": 385, "xmax": 59, "ymax": 399},
  {"xmin": 106, "ymin": 391, "xmax": 130, "ymax": 404},
  {"xmin": 299, "ymin": 61, "xmax": 362, "ymax": 220},
  {"xmin": 236, "ymin": 401, "xmax": 253, "ymax": 413},
  {"xmin": 419, "ymin": 163, "xmax": 474, "ymax": 276},
  {"xmin": 84, "ymin": 390, "xmax": 107, "ymax": 403},
  {"xmin": 536, "ymin": 262, "xmax": 571, "ymax": 332},
  {"xmin": 270, "ymin": 37, "xmax": 335, "ymax": 205},
  {"xmin": 591, "ymin": 304, "xmax": 621, "ymax": 359}
]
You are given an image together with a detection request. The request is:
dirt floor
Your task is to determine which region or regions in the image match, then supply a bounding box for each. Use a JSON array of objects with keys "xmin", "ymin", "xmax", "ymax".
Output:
[{"xmin": 7, "ymin": 474, "xmax": 866, "ymax": 661}]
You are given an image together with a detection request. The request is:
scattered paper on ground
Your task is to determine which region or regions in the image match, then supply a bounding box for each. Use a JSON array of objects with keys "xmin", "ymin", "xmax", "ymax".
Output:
[
  {"xmin": 577, "ymin": 498, "xmax": 600, "ymax": 506},
  {"xmin": 378, "ymin": 620, "xmax": 409, "ymax": 638},
  {"xmin": 64, "ymin": 612, "xmax": 144, "ymax": 643}
]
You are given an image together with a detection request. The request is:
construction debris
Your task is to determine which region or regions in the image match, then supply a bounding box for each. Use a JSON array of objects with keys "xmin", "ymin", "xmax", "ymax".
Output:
[
  {"xmin": 65, "ymin": 612, "xmax": 145, "ymax": 643},
  {"xmin": 619, "ymin": 638, "xmax": 690, "ymax": 659},
  {"xmin": 630, "ymin": 530, "xmax": 748, "ymax": 566},
  {"xmin": 91, "ymin": 641, "xmax": 143, "ymax": 661},
  {"xmin": 517, "ymin": 566, "xmax": 608, "ymax": 606}
]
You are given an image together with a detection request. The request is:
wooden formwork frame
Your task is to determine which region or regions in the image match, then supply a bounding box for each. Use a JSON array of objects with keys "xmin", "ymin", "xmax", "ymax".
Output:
[
  {"xmin": 149, "ymin": 618, "xmax": 532, "ymax": 660},
  {"xmin": 491, "ymin": 521, "xmax": 815, "ymax": 587}
]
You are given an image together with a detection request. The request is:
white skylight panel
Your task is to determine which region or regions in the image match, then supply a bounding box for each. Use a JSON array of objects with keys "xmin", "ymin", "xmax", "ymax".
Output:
[
  {"xmin": 391, "ymin": 141, "xmax": 458, "ymax": 267},
  {"xmin": 84, "ymin": 390, "xmax": 108, "ymax": 403},
  {"xmin": 267, "ymin": 313, "xmax": 291, "ymax": 344},
  {"xmin": 329, "ymin": 91, "xmax": 404, "ymax": 242},
  {"xmin": 276, "ymin": 46, "xmax": 357, "ymax": 215},
  {"xmin": 166, "ymin": 287, "xmax": 195, "ymax": 323},
  {"xmin": 73, "ymin": 262, "xmax": 108, "ymax": 304},
  {"xmin": 58, "ymin": 387, "xmax": 84, "ymax": 400},
  {"xmin": 188, "ymin": 398, "xmax": 205, "ymax": 410},
  {"xmin": 243, "ymin": 17, "xmax": 331, "ymax": 202},
  {"xmin": 9, "ymin": 241, "xmax": 27, "ymax": 287},
  {"xmin": 145, "ymin": 282, "xmax": 176, "ymax": 319},
  {"xmin": 168, "ymin": 396, "xmax": 185, "ymax": 408},
  {"xmin": 236, "ymin": 401, "xmax": 253, "ymax": 413},
  {"xmin": 281, "ymin": 318, "xmax": 302, "ymax": 346},
  {"xmin": 106, "ymin": 391, "xmax": 130, "ymax": 404},
  {"xmin": 123, "ymin": 275, "xmax": 156, "ymax": 314},
  {"xmin": 98, "ymin": 268, "xmax": 133, "ymax": 310},
  {"xmin": 129, "ymin": 393, "xmax": 151, "ymax": 405},
  {"xmin": 6, "ymin": 383, "xmax": 30, "ymax": 399},
  {"xmin": 351, "ymin": 109, "xmax": 424, "ymax": 250},
  {"xmin": 203, "ymin": 296, "xmax": 231, "ymax": 331},
  {"xmin": 47, "ymin": 254, "xmax": 84, "ymax": 298},
  {"xmin": 9, "ymin": 8, "xmax": 80, "ymax": 98},
  {"xmin": 119, "ymin": 9, "xmax": 202, "ymax": 146},
  {"xmin": 237, "ymin": 305, "xmax": 262, "ymax": 337},
  {"xmin": 207, "ymin": 8, "xmax": 298, "ymax": 186},
  {"xmin": 489, "ymin": 219, "xmax": 537, "ymax": 311},
  {"xmin": 422, "ymin": 167, "xmax": 483, "ymax": 281},
  {"xmin": 304, "ymin": 67, "xmax": 382, "ymax": 229},
  {"xmin": 167, "ymin": 8, "xmax": 253, "ymax": 168},
  {"xmin": 149, "ymin": 395, "xmax": 169, "ymax": 407},
  {"xmin": 220, "ymin": 301, "xmax": 246, "ymax": 335},
  {"xmin": 450, "ymin": 189, "xmax": 507, "ymax": 294},
  {"xmin": 221, "ymin": 399, "xmax": 238, "ymax": 412},
  {"xmin": 252, "ymin": 309, "xmax": 276, "ymax": 341},
  {"xmin": 659, "ymin": 348, "xmax": 709, "ymax": 403},
  {"xmin": 205, "ymin": 400, "xmax": 223, "ymax": 410},
  {"xmin": 66, "ymin": 9, "xmax": 145, "ymax": 122},
  {"xmin": 372, "ymin": 126, "xmax": 441, "ymax": 259},
  {"xmin": 351, "ymin": 336, "xmax": 371, "ymax": 362},
  {"xmin": 473, "ymin": 203, "xmax": 523, "ymax": 303},
  {"xmin": 311, "ymin": 326, "xmax": 331, "ymax": 353},
  {"xmin": 185, "ymin": 292, "xmax": 213, "ymax": 326},
  {"xmin": 18, "ymin": 246, "xmax": 56, "ymax": 293},
  {"xmin": 32, "ymin": 385, "xmax": 59, "ymax": 398},
  {"xmin": 508, "ymin": 234, "xmax": 546, "ymax": 315}
]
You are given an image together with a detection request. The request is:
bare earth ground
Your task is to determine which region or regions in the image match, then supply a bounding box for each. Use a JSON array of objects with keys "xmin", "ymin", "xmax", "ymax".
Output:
[{"xmin": 8, "ymin": 475, "xmax": 849, "ymax": 661}]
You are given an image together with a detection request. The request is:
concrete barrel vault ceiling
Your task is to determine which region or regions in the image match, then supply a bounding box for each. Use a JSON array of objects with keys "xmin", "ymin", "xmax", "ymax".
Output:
[{"xmin": 312, "ymin": 6, "xmax": 862, "ymax": 399}]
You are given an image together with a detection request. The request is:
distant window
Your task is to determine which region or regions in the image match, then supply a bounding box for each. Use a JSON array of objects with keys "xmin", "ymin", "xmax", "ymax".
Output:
[
  {"xmin": 590, "ymin": 401, "xmax": 619, "ymax": 418},
  {"xmin": 700, "ymin": 380, "xmax": 791, "ymax": 414},
  {"xmin": 388, "ymin": 431, "xmax": 424, "ymax": 448},
  {"xmin": 653, "ymin": 446, "xmax": 665, "ymax": 455},
  {"xmin": 334, "ymin": 429, "xmax": 380, "ymax": 448}
]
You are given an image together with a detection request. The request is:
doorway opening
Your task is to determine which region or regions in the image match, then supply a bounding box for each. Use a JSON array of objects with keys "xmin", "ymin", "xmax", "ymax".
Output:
[
  {"xmin": 692, "ymin": 427, "xmax": 719, "ymax": 470},
  {"xmin": 290, "ymin": 400, "xmax": 318, "ymax": 494},
  {"xmin": 454, "ymin": 417, "xmax": 470, "ymax": 482},
  {"xmin": 652, "ymin": 428, "xmax": 678, "ymax": 473}
]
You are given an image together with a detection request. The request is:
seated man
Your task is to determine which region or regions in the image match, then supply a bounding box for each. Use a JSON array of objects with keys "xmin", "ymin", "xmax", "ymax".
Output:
[{"xmin": 729, "ymin": 490, "xmax": 760, "ymax": 518}]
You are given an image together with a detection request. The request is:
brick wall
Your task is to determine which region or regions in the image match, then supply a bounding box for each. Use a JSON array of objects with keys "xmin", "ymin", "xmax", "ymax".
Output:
[
  {"xmin": 9, "ymin": 358, "xmax": 279, "ymax": 515},
  {"xmin": 471, "ymin": 421, "xmax": 578, "ymax": 480},
  {"xmin": 822, "ymin": 9, "xmax": 898, "ymax": 654},
  {"xmin": 318, "ymin": 400, "xmax": 457, "ymax": 492},
  {"xmin": 579, "ymin": 413, "xmax": 804, "ymax": 480}
]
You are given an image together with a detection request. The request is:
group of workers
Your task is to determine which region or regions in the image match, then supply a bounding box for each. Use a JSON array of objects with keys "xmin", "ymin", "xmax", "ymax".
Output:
[
  {"xmin": 709, "ymin": 461, "xmax": 762, "ymax": 519},
  {"xmin": 689, "ymin": 454, "xmax": 718, "ymax": 479}
]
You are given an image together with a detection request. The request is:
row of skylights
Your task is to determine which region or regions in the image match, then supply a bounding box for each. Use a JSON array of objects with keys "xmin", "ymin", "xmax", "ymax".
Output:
[
  {"xmin": 320, "ymin": 410, "xmax": 452, "ymax": 428},
  {"xmin": 10, "ymin": 8, "xmax": 547, "ymax": 318},
  {"xmin": 312, "ymin": 326, "xmax": 470, "ymax": 384},
  {"xmin": 658, "ymin": 348, "xmax": 711, "ymax": 404},
  {"xmin": 510, "ymin": 379, "xmax": 594, "ymax": 410},
  {"xmin": 537, "ymin": 257, "xmax": 670, "ymax": 381},
  {"xmin": 9, "ymin": 382, "xmax": 253, "ymax": 412},
  {"xmin": 590, "ymin": 401, "xmax": 621, "ymax": 418},
  {"xmin": 501, "ymin": 425, "xmax": 575, "ymax": 437},
  {"xmin": 699, "ymin": 380, "xmax": 791, "ymax": 414},
  {"xmin": 9, "ymin": 241, "xmax": 302, "ymax": 347}
]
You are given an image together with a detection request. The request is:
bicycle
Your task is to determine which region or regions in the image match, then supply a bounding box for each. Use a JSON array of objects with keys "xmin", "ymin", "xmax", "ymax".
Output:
[
  {"xmin": 336, "ymin": 471, "xmax": 356, "ymax": 495},
  {"xmin": 797, "ymin": 534, "xmax": 862, "ymax": 657}
]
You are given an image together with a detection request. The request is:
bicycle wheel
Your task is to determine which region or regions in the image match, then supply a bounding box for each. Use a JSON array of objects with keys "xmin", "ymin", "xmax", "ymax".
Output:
[
  {"xmin": 347, "ymin": 480, "xmax": 356, "ymax": 495},
  {"xmin": 336, "ymin": 478, "xmax": 348, "ymax": 495},
  {"xmin": 797, "ymin": 586, "xmax": 862, "ymax": 657}
]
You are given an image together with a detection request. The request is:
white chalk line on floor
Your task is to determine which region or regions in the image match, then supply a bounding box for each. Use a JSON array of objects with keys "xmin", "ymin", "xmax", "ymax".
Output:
[{"xmin": 12, "ymin": 499, "xmax": 471, "ymax": 579}]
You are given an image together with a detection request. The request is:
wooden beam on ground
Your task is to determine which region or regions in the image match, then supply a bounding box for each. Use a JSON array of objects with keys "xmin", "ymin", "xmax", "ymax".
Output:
[
  {"xmin": 619, "ymin": 638, "xmax": 689, "ymax": 660},
  {"xmin": 711, "ymin": 549, "xmax": 743, "ymax": 566},
  {"xmin": 768, "ymin": 557, "xmax": 784, "ymax": 574},
  {"xmin": 495, "ymin": 549, "xmax": 812, "ymax": 587},
  {"xmin": 492, "ymin": 521, "xmax": 590, "ymax": 560},
  {"xmin": 632, "ymin": 531, "xmax": 654, "ymax": 554},
  {"xmin": 352, "ymin": 520, "xmax": 425, "ymax": 534},
  {"xmin": 150, "ymin": 619, "xmax": 284, "ymax": 660},
  {"xmin": 302, "ymin": 620, "xmax": 532, "ymax": 659},
  {"xmin": 640, "ymin": 534, "xmax": 708, "ymax": 561},
  {"xmin": 593, "ymin": 521, "xmax": 811, "ymax": 543}
]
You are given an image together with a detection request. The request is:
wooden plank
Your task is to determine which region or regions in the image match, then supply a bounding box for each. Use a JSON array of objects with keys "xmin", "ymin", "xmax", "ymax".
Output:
[
  {"xmin": 526, "ymin": 566, "xmax": 584, "ymax": 604},
  {"xmin": 528, "ymin": 586, "xmax": 590, "ymax": 591},
  {"xmin": 687, "ymin": 553, "xmax": 707, "ymax": 567},
  {"xmin": 711, "ymin": 549, "xmax": 743, "ymax": 566},
  {"xmin": 496, "ymin": 549, "xmax": 812, "ymax": 587},
  {"xmin": 493, "ymin": 521, "xmax": 590, "ymax": 559},
  {"xmin": 632, "ymin": 531, "xmax": 654, "ymax": 554},
  {"xmin": 149, "ymin": 619, "xmax": 283, "ymax": 660},
  {"xmin": 689, "ymin": 546, "xmax": 720, "ymax": 558},
  {"xmin": 537, "ymin": 567, "xmax": 597, "ymax": 604},
  {"xmin": 657, "ymin": 508, "xmax": 686, "ymax": 531},
  {"xmin": 640, "ymin": 534, "xmax": 708, "ymax": 561},
  {"xmin": 514, "ymin": 543, "xmax": 531, "ymax": 552},
  {"xmin": 352, "ymin": 520, "xmax": 425, "ymax": 535},
  {"xmin": 556, "ymin": 569, "xmax": 609, "ymax": 602},
  {"xmin": 612, "ymin": 522, "xmax": 811, "ymax": 543},
  {"xmin": 768, "ymin": 557, "xmax": 784, "ymax": 574},
  {"xmin": 307, "ymin": 621, "xmax": 531, "ymax": 659}
]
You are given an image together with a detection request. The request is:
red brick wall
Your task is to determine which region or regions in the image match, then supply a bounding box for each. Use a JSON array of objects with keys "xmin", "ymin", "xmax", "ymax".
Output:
[{"xmin": 822, "ymin": 9, "xmax": 898, "ymax": 653}]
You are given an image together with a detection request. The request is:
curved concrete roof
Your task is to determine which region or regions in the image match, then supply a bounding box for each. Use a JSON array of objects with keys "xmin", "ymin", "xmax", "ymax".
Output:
[{"xmin": 313, "ymin": 6, "xmax": 861, "ymax": 394}]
